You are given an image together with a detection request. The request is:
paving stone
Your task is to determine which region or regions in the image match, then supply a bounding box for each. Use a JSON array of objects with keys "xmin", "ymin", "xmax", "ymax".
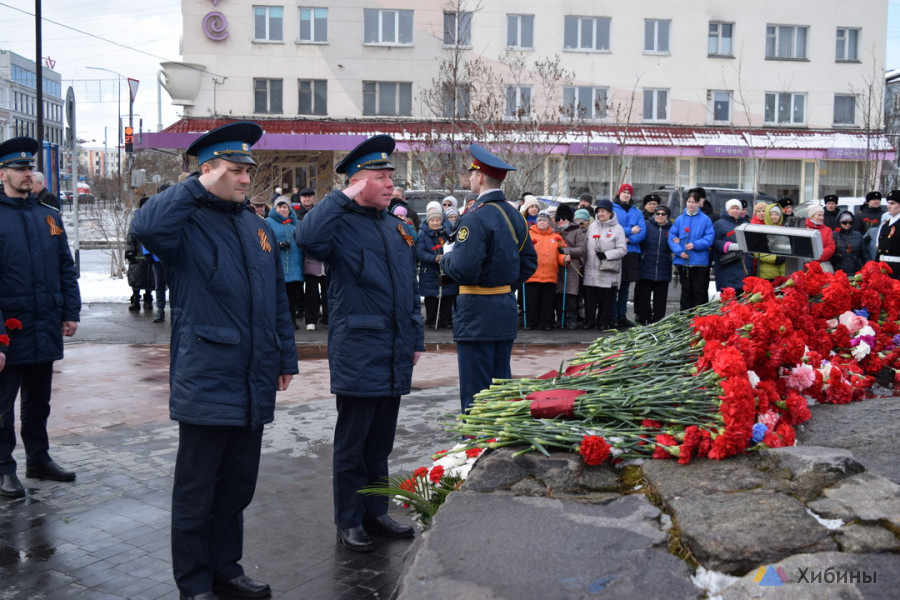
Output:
[
  {"xmin": 833, "ymin": 524, "xmax": 900, "ymax": 553},
  {"xmin": 641, "ymin": 454, "xmax": 773, "ymax": 501},
  {"xmin": 719, "ymin": 551, "xmax": 899, "ymax": 599},
  {"xmin": 807, "ymin": 472, "xmax": 900, "ymax": 527},
  {"xmin": 396, "ymin": 491, "xmax": 696, "ymax": 600},
  {"xmin": 670, "ymin": 489, "xmax": 837, "ymax": 574}
]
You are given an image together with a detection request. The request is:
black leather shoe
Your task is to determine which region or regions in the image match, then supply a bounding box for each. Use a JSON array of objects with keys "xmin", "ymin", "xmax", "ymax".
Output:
[
  {"xmin": 179, "ymin": 593, "xmax": 219, "ymax": 600},
  {"xmin": 212, "ymin": 574, "xmax": 270, "ymax": 598},
  {"xmin": 363, "ymin": 514, "xmax": 415, "ymax": 539},
  {"xmin": 152, "ymin": 308, "xmax": 165, "ymax": 323},
  {"xmin": 0, "ymin": 474, "xmax": 25, "ymax": 498},
  {"xmin": 336, "ymin": 526, "xmax": 375, "ymax": 552},
  {"xmin": 25, "ymin": 460, "xmax": 75, "ymax": 482}
]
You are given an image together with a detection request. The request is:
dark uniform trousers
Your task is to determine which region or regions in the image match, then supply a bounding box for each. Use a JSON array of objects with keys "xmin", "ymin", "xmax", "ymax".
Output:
[
  {"xmin": 333, "ymin": 394, "xmax": 401, "ymax": 528},
  {"xmin": 457, "ymin": 340, "xmax": 514, "ymax": 413},
  {"xmin": 0, "ymin": 362, "xmax": 54, "ymax": 474},
  {"xmin": 171, "ymin": 423, "xmax": 263, "ymax": 596},
  {"xmin": 678, "ymin": 266, "xmax": 710, "ymax": 310},
  {"xmin": 634, "ymin": 279, "xmax": 670, "ymax": 325}
]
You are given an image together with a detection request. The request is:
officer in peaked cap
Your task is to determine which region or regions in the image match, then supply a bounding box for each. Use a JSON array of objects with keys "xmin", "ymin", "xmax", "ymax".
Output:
[
  {"xmin": 293, "ymin": 133, "xmax": 424, "ymax": 552},
  {"xmin": 441, "ymin": 143, "xmax": 537, "ymax": 414},
  {"xmin": 0, "ymin": 134, "xmax": 81, "ymax": 500},
  {"xmin": 335, "ymin": 134, "xmax": 395, "ymax": 178},
  {"xmin": 131, "ymin": 120, "xmax": 298, "ymax": 599}
]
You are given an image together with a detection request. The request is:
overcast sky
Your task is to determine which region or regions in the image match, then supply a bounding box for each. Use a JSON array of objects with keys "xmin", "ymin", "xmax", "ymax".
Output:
[
  {"xmin": 4, "ymin": 1, "xmax": 900, "ymax": 147},
  {"xmin": 1, "ymin": 0, "xmax": 182, "ymax": 147}
]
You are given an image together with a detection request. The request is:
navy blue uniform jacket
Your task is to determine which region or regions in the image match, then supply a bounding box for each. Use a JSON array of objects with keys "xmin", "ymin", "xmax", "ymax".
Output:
[
  {"xmin": 440, "ymin": 190, "xmax": 537, "ymax": 342},
  {"xmin": 0, "ymin": 194, "xmax": 81, "ymax": 365},
  {"xmin": 294, "ymin": 189, "xmax": 425, "ymax": 397},
  {"xmin": 131, "ymin": 178, "xmax": 298, "ymax": 428}
]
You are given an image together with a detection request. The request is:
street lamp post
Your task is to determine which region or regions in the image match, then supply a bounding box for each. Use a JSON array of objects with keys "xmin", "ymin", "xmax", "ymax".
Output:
[{"xmin": 86, "ymin": 66, "xmax": 124, "ymax": 187}]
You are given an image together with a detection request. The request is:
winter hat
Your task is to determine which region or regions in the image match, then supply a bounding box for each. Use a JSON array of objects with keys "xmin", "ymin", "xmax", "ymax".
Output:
[
  {"xmin": 807, "ymin": 204, "xmax": 824, "ymax": 217},
  {"xmin": 865, "ymin": 190, "xmax": 882, "ymax": 202},
  {"xmin": 838, "ymin": 210, "xmax": 854, "ymax": 224},
  {"xmin": 823, "ymin": 194, "xmax": 839, "ymax": 205},
  {"xmin": 520, "ymin": 195, "xmax": 540, "ymax": 214},
  {"xmin": 616, "ymin": 183, "xmax": 634, "ymax": 196},
  {"xmin": 442, "ymin": 195, "xmax": 458, "ymax": 209},
  {"xmin": 654, "ymin": 204, "xmax": 671, "ymax": 216},
  {"xmin": 725, "ymin": 199, "xmax": 742, "ymax": 212},
  {"xmin": 536, "ymin": 210, "xmax": 551, "ymax": 222},
  {"xmin": 426, "ymin": 208, "xmax": 443, "ymax": 223},
  {"xmin": 555, "ymin": 203, "xmax": 575, "ymax": 223},
  {"xmin": 595, "ymin": 199, "xmax": 615, "ymax": 215},
  {"xmin": 274, "ymin": 196, "xmax": 291, "ymax": 207},
  {"xmin": 574, "ymin": 208, "xmax": 591, "ymax": 222},
  {"xmin": 391, "ymin": 204, "xmax": 408, "ymax": 218},
  {"xmin": 444, "ymin": 206, "xmax": 460, "ymax": 219},
  {"xmin": 426, "ymin": 200, "xmax": 442, "ymax": 214}
]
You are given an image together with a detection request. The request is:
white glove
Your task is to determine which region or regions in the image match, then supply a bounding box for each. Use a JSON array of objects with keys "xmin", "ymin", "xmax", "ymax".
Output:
[{"xmin": 443, "ymin": 242, "xmax": 455, "ymax": 254}]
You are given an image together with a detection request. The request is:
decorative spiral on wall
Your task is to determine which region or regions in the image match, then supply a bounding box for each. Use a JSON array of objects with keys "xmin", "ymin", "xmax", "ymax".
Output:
[{"xmin": 203, "ymin": 12, "xmax": 229, "ymax": 41}]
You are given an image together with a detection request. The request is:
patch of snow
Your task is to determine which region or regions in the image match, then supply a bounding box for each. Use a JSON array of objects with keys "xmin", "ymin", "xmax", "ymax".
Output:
[
  {"xmin": 805, "ymin": 507, "xmax": 844, "ymax": 530},
  {"xmin": 691, "ymin": 566, "xmax": 740, "ymax": 596}
]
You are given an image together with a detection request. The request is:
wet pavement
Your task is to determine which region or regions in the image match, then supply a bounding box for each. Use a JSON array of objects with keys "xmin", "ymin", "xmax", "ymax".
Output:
[{"xmin": 1, "ymin": 303, "xmax": 595, "ymax": 600}]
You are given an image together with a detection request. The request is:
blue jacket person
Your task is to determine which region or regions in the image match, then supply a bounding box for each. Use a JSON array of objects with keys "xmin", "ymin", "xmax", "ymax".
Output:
[
  {"xmin": 0, "ymin": 137, "xmax": 81, "ymax": 499},
  {"xmin": 294, "ymin": 134, "xmax": 425, "ymax": 553},
  {"xmin": 131, "ymin": 122, "xmax": 298, "ymax": 600},
  {"xmin": 440, "ymin": 144, "xmax": 537, "ymax": 413}
]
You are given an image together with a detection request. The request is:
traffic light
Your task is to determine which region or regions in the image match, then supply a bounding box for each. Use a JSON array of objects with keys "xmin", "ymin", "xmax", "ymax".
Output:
[{"xmin": 124, "ymin": 126, "xmax": 134, "ymax": 153}]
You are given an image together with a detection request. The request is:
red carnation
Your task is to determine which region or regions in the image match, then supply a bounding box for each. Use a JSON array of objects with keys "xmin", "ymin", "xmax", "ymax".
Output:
[
  {"xmin": 684, "ymin": 227, "xmax": 691, "ymax": 233},
  {"xmin": 413, "ymin": 466, "xmax": 428, "ymax": 479},
  {"xmin": 579, "ymin": 435, "xmax": 611, "ymax": 465},
  {"xmin": 0, "ymin": 334, "xmax": 9, "ymax": 346},
  {"xmin": 465, "ymin": 447, "xmax": 484, "ymax": 459},
  {"xmin": 592, "ymin": 234, "xmax": 601, "ymax": 239},
  {"xmin": 429, "ymin": 465, "xmax": 445, "ymax": 483},
  {"xmin": 4, "ymin": 318, "xmax": 22, "ymax": 330}
]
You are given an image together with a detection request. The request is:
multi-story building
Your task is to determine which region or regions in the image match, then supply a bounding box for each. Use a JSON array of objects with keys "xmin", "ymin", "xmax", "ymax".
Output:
[
  {"xmin": 77, "ymin": 146, "xmax": 121, "ymax": 180},
  {"xmin": 144, "ymin": 0, "xmax": 892, "ymax": 202},
  {"xmin": 0, "ymin": 49, "xmax": 64, "ymax": 147}
]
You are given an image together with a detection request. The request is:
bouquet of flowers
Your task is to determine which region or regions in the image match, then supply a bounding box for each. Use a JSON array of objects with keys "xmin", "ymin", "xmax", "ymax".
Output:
[
  {"xmin": 360, "ymin": 444, "xmax": 487, "ymax": 529},
  {"xmin": 447, "ymin": 262, "xmax": 900, "ymax": 466}
]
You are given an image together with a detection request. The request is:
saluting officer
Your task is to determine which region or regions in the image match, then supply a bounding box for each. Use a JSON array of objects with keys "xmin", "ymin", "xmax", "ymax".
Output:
[
  {"xmin": 441, "ymin": 144, "xmax": 537, "ymax": 413},
  {"xmin": 294, "ymin": 134, "xmax": 424, "ymax": 553},
  {"xmin": 876, "ymin": 190, "xmax": 900, "ymax": 280},
  {"xmin": 132, "ymin": 122, "xmax": 298, "ymax": 600}
]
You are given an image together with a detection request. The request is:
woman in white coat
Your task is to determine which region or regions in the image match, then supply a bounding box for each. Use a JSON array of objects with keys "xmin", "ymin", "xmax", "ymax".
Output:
[{"xmin": 583, "ymin": 199, "xmax": 627, "ymax": 330}]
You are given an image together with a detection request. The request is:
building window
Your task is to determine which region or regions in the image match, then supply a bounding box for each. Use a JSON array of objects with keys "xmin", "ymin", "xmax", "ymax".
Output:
[
  {"xmin": 253, "ymin": 6, "xmax": 283, "ymax": 42},
  {"xmin": 563, "ymin": 86, "xmax": 608, "ymax": 119},
  {"xmin": 644, "ymin": 19, "xmax": 670, "ymax": 53},
  {"xmin": 708, "ymin": 22, "xmax": 733, "ymax": 56},
  {"xmin": 442, "ymin": 84, "xmax": 471, "ymax": 118},
  {"xmin": 642, "ymin": 89, "xmax": 669, "ymax": 122},
  {"xmin": 299, "ymin": 80, "xmax": 327, "ymax": 115},
  {"xmin": 766, "ymin": 25, "xmax": 808, "ymax": 59},
  {"xmin": 298, "ymin": 7, "xmax": 327, "ymax": 43},
  {"xmin": 254, "ymin": 78, "xmax": 283, "ymax": 114},
  {"xmin": 833, "ymin": 94, "xmax": 856, "ymax": 125},
  {"xmin": 836, "ymin": 28, "xmax": 859, "ymax": 61},
  {"xmin": 505, "ymin": 85, "xmax": 532, "ymax": 118},
  {"xmin": 364, "ymin": 9, "xmax": 413, "ymax": 45},
  {"xmin": 764, "ymin": 92, "xmax": 805, "ymax": 124},
  {"xmin": 564, "ymin": 16, "xmax": 611, "ymax": 51},
  {"xmin": 444, "ymin": 11, "xmax": 473, "ymax": 46},
  {"xmin": 363, "ymin": 81, "xmax": 412, "ymax": 116},
  {"xmin": 708, "ymin": 90, "xmax": 731, "ymax": 123},
  {"xmin": 507, "ymin": 14, "xmax": 534, "ymax": 49}
]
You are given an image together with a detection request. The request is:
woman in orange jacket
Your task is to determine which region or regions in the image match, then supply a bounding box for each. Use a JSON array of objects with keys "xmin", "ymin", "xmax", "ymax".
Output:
[{"xmin": 524, "ymin": 211, "xmax": 567, "ymax": 330}]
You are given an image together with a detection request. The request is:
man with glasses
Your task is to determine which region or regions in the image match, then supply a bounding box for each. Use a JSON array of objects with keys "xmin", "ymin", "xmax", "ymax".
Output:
[{"xmin": 0, "ymin": 137, "xmax": 81, "ymax": 498}]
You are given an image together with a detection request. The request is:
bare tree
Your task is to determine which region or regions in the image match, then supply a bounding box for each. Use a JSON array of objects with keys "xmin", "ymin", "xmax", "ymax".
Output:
[{"xmin": 850, "ymin": 45, "xmax": 887, "ymax": 192}]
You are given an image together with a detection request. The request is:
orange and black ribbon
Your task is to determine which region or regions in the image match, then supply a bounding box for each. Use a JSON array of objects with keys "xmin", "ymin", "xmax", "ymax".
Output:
[
  {"xmin": 258, "ymin": 229, "xmax": 272, "ymax": 252},
  {"xmin": 46, "ymin": 216, "xmax": 63, "ymax": 236},
  {"xmin": 398, "ymin": 224, "xmax": 414, "ymax": 247}
]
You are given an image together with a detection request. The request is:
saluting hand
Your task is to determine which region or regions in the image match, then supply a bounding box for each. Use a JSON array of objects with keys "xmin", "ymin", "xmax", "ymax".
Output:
[
  {"xmin": 343, "ymin": 178, "xmax": 367, "ymax": 200},
  {"xmin": 197, "ymin": 161, "xmax": 230, "ymax": 192}
]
